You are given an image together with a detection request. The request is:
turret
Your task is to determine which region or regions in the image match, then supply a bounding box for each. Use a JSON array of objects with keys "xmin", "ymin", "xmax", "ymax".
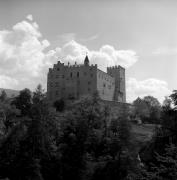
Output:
[
  {"xmin": 107, "ymin": 65, "xmax": 126, "ymax": 102},
  {"xmin": 84, "ymin": 55, "xmax": 90, "ymax": 66}
]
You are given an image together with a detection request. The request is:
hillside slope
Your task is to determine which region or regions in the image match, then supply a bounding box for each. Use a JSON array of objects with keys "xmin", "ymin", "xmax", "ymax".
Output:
[{"xmin": 0, "ymin": 88, "xmax": 19, "ymax": 98}]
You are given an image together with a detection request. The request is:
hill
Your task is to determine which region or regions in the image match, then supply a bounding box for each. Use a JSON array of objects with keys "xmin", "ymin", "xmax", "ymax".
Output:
[
  {"xmin": 0, "ymin": 88, "xmax": 19, "ymax": 98},
  {"xmin": 131, "ymin": 123, "xmax": 156, "ymax": 154}
]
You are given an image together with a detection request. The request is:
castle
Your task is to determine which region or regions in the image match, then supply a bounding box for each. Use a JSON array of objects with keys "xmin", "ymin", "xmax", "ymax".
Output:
[{"xmin": 47, "ymin": 55, "xmax": 126, "ymax": 103}]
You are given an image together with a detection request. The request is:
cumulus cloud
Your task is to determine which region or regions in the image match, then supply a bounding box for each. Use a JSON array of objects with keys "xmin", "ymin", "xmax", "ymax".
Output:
[
  {"xmin": 126, "ymin": 78, "xmax": 171, "ymax": 103},
  {"xmin": 0, "ymin": 16, "xmax": 50, "ymax": 89},
  {"xmin": 0, "ymin": 15, "xmax": 138, "ymax": 93},
  {"xmin": 51, "ymin": 40, "xmax": 138, "ymax": 71},
  {"xmin": 0, "ymin": 16, "xmax": 170, "ymax": 104}
]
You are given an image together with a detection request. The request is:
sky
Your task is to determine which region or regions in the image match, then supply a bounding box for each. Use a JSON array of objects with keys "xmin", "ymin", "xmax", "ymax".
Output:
[{"xmin": 0, "ymin": 0, "xmax": 176, "ymax": 103}]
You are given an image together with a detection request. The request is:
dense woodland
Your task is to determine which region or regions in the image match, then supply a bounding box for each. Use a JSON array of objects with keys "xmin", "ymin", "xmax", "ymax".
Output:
[{"xmin": 0, "ymin": 85, "xmax": 176, "ymax": 180}]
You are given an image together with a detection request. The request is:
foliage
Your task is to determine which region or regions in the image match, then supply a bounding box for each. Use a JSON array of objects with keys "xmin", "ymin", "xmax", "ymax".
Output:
[
  {"xmin": 0, "ymin": 90, "xmax": 7, "ymax": 102},
  {"xmin": 170, "ymin": 90, "xmax": 177, "ymax": 107},
  {"xmin": 0, "ymin": 87, "xmax": 146, "ymax": 180},
  {"xmin": 11, "ymin": 88, "xmax": 32, "ymax": 116},
  {"xmin": 133, "ymin": 96, "xmax": 161, "ymax": 124},
  {"xmin": 0, "ymin": 100, "xmax": 20, "ymax": 136},
  {"xmin": 140, "ymin": 90, "xmax": 177, "ymax": 179},
  {"xmin": 0, "ymin": 85, "xmax": 60, "ymax": 180},
  {"xmin": 133, "ymin": 97, "xmax": 150, "ymax": 119},
  {"xmin": 53, "ymin": 99, "xmax": 65, "ymax": 112},
  {"xmin": 140, "ymin": 144, "xmax": 177, "ymax": 180}
]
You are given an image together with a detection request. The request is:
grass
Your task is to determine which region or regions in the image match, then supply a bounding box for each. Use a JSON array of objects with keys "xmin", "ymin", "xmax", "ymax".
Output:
[{"xmin": 131, "ymin": 123, "xmax": 157, "ymax": 152}]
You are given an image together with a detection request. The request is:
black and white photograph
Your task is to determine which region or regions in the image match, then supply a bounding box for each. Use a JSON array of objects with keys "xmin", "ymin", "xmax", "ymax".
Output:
[{"xmin": 0, "ymin": 0, "xmax": 176, "ymax": 179}]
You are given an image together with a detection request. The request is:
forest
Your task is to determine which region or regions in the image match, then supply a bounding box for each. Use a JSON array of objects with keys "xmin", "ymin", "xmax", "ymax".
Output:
[{"xmin": 0, "ymin": 85, "xmax": 176, "ymax": 180}]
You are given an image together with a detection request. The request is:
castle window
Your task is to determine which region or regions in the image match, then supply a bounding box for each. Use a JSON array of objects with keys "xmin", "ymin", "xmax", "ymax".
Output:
[
  {"xmin": 62, "ymin": 75, "xmax": 65, "ymax": 78},
  {"xmin": 55, "ymin": 82, "xmax": 59, "ymax": 87},
  {"xmin": 103, "ymin": 83, "xmax": 106, "ymax": 87},
  {"xmin": 57, "ymin": 68, "xmax": 60, "ymax": 71},
  {"xmin": 77, "ymin": 72, "xmax": 79, "ymax": 77},
  {"xmin": 70, "ymin": 72, "xmax": 72, "ymax": 78},
  {"xmin": 91, "ymin": 73, "xmax": 93, "ymax": 77},
  {"xmin": 88, "ymin": 81, "xmax": 91, "ymax": 85},
  {"xmin": 88, "ymin": 88, "xmax": 91, "ymax": 92},
  {"xmin": 50, "ymin": 83, "xmax": 53, "ymax": 87}
]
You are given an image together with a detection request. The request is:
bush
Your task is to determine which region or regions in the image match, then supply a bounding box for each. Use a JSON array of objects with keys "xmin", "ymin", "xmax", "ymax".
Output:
[{"xmin": 53, "ymin": 99, "xmax": 65, "ymax": 112}]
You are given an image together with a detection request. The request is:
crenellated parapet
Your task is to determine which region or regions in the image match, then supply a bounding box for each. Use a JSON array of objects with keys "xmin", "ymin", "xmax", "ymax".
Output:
[
  {"xmin": 107, "ymin": 65, "xmax": 125, "ymax": 71},
  {"xmin": 50, "ymin": 60, "xmax": 97, "ymax": 70}
]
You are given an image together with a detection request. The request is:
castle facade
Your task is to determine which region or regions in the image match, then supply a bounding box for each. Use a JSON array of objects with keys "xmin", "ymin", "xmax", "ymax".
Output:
[{"xmin": 47, "ymin": 55, "xmax": 126, "ymax": 103}]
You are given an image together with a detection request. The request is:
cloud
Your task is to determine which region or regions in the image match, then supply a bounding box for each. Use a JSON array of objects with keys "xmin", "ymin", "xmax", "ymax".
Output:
[
  {"xmin": 126, "ymin": 78, "xmax": 171, "ymax": 103},
  {"xmin": 51, "ymin": 40, "xmax": 138, "ymax": 71},
  {"xmin": 0, "ymin": 16, "xmax": 169, "ymax": 104},
  {"xmin": 0, "ymin": 17, "xmax": 50, "ymax": 90},
  {"xmin": 0, "ymin": 75, "xmax": 19, "ymax": 89},
  {"xmin": 26, "ymin": 14, "xmax": 33, "ymax": 21},
  {"xmin": 0, "ymin": 16, "xmax": 138, "ymax": 92}
]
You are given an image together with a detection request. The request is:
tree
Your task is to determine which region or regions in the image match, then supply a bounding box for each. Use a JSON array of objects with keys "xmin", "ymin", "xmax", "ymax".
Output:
[
  {"xmin": 32, "ymin": 84, "xmax": 46, "ymax": 104},
  {"xmin": 11, "ymin": 88, "xmax": 32, "ymax": 116},
  {"xmin": 133, "ymin": 96, "xmax": 161, "ymax": 124},
  {"xmin": 0, "ymin": 90, "xmax": 7, "ymax": 102},
  {"xmin": 53, "ymin": 99, "xmax": 65, "ymax": 112},
  {"xmin": 139, "ymin": 91, "xmax": 177, "ymax": 179},
  {"xmin": 143, "ymin": 96, "xmax": 161, "ymax": 108},
  {"xmin": 140, "ymin": 144, "xmax": 177, "ymax": 180},
  {"xmin": 0, "ymin": 85, "xmax": 60, "ymax": 180},
  {"xmin": 59, "ymin": 93, "xmax": 104, "ymax": 180},
  {"xmin": 133, "ymin": 97, "xmax": 150, "ymax": 121},
  {"xmin": 143, "ymin": 96, "xmax": 161, "ymax": 123},
  {"xmin": 170, "ymin": 90, "xmax": 177, "ymax": 108},
  {"xmin": 162, "ymin": 96, "xmax": 172, "ymax": 111}
]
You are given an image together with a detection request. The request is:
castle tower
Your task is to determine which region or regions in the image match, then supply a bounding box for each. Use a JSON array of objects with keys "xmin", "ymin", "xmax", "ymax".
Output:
[{"xmin": 107, "ymin": 66, "xmax": 126, "ymax": 102}]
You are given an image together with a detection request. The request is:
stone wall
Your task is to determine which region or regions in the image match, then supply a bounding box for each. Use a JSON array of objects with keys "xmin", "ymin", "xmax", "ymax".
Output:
[
  {"xmin": 96, "ymin": 69, "xmax": 115, "ymax": 101},
  {"xmin": 101, "ymin": 99, "xmax": 132, "ymax": 118},
  {"xmin": 47, "ymin": 61, "xmax": 97, "ymax": 103},
  {"xmin": 107, "ymin": 66, "xmax": 126, "ymax": 102}
]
